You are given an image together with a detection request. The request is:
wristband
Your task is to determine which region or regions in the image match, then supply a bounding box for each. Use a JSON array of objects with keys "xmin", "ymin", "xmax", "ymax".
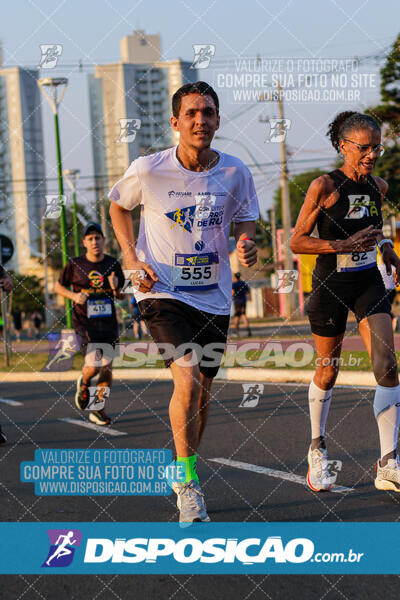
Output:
[
  {"xmin": 241, "ymin": 237, "xmax": 254, "ymax": 242},
  {"xmin": 378, "ymin": 238, "xmax": 394, "ymax": 252}
]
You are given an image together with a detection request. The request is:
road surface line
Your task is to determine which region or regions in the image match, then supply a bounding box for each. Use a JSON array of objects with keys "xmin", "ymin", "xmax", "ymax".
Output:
[
  {"xmin": 58, "ymin": 418, "xmax": 127, "ymax": 436},
  {"xmin": 0, "ymin": 398, "xmax": 23, "ymax": 406},
  {"xmin": 209, "ymin": 458, "xmax": 354, "ymax": 494}
]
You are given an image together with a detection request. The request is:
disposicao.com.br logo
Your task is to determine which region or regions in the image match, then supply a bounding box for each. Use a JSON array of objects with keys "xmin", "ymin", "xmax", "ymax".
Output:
[
  {"xmin": 82, "ymin": 536, "xmax": 363, "ymax": 565},
  {"xmin": 42, "ymin": 529, "xmax": 82, "ymax": 567}
]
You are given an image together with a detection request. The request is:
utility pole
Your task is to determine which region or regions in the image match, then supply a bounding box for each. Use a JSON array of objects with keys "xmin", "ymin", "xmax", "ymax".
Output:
[
  {"xmin": 269, "ymin": 207, "xmax": 278, "ymax": 268},
  {"xmin": 277, "ymin": 81, "xmax": 294, "ymax": 320},
  {"xmin": 41, "ymin": 208, "xmax": 51, "ymax": 327}
]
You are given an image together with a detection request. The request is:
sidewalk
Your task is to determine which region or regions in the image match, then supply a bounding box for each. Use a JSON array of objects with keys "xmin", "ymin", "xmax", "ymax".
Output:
[
  {"xmin": 6, "ymin": 325, "xmax": 392, "ymax": 353},
  {"xmin": 0, "ymin": 366, "xmax": 377, "ymax": 387}
]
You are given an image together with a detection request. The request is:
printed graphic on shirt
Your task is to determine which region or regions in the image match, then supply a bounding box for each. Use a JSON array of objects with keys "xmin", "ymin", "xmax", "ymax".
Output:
[
  {"xmin": 345, "ymin": 195, "xmax": 378, "ymax": 219},
  {"xmin": 88, "ymin": 270, "xmax": 104, "ymax": 288},
  {"xmin": 165, "ymin": 206, "xmax": 196, "ymax": 232},
  {"xmin": 165, "ymin": 194, "xmax": 225, "ymax": 233}
]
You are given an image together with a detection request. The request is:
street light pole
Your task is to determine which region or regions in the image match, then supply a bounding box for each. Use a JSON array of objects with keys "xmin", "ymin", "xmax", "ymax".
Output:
[
  {"xmin": 64, "ymin": 169, "xmax": 81, "ymax": 257},
  {"xmin": 38, "ymin": 77, "xmax": 72, "ymax": 329}
]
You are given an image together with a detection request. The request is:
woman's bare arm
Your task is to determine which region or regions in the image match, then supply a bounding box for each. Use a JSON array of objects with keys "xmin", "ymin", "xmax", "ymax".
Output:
[{"xmin": 290, "ymin": 176, "xmax": 380, "ymax": 255}]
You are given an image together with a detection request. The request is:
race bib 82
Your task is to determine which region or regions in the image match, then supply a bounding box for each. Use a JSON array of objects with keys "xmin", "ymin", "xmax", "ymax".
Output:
[{"xmin": 337, "ymin": 248, "xmax": 377, "ymax": 272}]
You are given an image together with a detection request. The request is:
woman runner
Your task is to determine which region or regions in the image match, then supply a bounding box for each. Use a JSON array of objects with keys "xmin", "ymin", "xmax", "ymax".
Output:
[{"xmin": 290, "ymin": 111, "xmax": 400, "ymax": 492}]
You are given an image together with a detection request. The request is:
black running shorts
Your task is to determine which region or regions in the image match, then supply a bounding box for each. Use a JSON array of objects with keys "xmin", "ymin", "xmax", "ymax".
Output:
[
  {"xmin": 76, "ymin": 328, "xmax": 119, "ymax": 358},
  {"xmin": 307, "ymin": 267, "xmax": 392, "ymax": 337},
  {"xmin": 138, "ymin": 298, "xmax": 230, "ymax": 378},
  {"xmin": 233, "ymin": 301, "xmax": 246, "ymax": 317}
]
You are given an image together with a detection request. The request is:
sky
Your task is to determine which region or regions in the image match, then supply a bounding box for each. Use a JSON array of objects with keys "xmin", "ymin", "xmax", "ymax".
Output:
[{"xmin": 2, "ymin": 0, "xmax": 399, "ymax": 216}]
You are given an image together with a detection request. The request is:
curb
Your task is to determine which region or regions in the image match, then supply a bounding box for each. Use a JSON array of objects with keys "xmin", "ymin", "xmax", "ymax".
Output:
[{"xmin": 0, "ymin": 368, "xmax": 377, "ymax": 387}]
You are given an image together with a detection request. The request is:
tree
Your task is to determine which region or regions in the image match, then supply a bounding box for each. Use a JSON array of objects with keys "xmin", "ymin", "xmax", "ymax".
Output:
[
  {"xmin": 8, "ymin": 272, "xmax": 45, "ymax": 313},
  {"xmin": 366, "ymin": 33, "xmax": 400, "ymax": 214},
  {"xmin": 273, "ymin": 169, "xmax": 326, "ymax": 226}
]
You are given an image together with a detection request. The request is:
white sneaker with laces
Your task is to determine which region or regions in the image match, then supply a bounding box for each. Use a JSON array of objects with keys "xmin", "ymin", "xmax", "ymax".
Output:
[
  {"xmin": 375, "ymin": 458, "xmax": 400, "ymax": 492},
  {"xmin": 172, "ymin": 480, "xmax": 210, "ymax": 524},
  {"xmin": 307, "ymin": 446, "xmax": 331, "ymax": 491}
]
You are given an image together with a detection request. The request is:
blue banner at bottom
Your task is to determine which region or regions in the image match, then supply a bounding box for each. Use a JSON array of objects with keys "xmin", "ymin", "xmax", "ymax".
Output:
[{"xmin": 0, "ymin": 522, "xmax": 399, "ymax": 574}]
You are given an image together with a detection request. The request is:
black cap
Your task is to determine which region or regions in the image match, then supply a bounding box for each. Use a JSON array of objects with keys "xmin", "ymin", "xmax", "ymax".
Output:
[{"xmin": 83, "ymin": 222, "xmax": 104, "ymax": 238}]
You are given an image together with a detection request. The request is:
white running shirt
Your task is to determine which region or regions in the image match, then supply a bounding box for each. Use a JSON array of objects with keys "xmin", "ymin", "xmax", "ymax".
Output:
[{"xmin": 109, "ymin": 146, "xmax": 259, "ymax": 314}]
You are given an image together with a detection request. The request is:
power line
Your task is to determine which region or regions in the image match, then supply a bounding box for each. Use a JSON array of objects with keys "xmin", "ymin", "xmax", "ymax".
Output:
[{"xmin": 1, "ymin": 40, "xmax": 394, "ymax": 73}]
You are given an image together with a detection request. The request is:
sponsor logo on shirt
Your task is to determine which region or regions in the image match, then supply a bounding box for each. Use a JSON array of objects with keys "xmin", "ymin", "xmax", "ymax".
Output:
[
  {"xmin": 168, "ymin": 190, "xmax": 192, "ymax": 198},
  {"xmin": 165, "ymin": 201, "xmax": 225, "ymax": 233},
  {"xmin": 345, "ymin": 195, "xmax": 378, "ymax": 219}
]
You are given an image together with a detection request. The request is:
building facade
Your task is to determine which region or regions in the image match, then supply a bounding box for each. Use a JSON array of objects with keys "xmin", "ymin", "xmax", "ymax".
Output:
[
  {"xmin": 0, "ymin": 66, "xmax": 46, "ymax": 275},
  {"xmin": 88, "ymin": 30, "xmax": 199, "ymax": 195}
]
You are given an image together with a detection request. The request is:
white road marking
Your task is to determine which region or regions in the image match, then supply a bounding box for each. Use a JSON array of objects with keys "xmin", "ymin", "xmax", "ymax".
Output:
[
  {"xmin": 58, "ymin": 418, "xmax": 127, "ymax": 436},
  {"xmin": 0, "ymin": 398, "xmax": 23, "ymax": 406},
  {"xmin": 209, "ymin": 458, "xmax": 354, "ymax": 494}
]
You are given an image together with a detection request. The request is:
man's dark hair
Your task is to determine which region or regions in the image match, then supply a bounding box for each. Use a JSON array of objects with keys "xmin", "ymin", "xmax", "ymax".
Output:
[{"xmin": 172, "ymin": 81, "xmax": 219, "ymax": 118}]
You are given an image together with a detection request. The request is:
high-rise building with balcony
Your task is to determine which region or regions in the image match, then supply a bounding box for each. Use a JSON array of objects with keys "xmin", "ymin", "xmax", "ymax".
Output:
[{"xmin": 88, "ymin": 30, "xmax": 199, "ymax": 196}]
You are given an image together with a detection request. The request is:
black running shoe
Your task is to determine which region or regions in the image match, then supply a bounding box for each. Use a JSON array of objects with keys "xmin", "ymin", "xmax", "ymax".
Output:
[
  {"xmin": 0, "ymin": 426, "xmax": 7, "ymax": 444},
  {"xmin": 74, "ymin": 375, "xmax": 90, "ymax": 410},
  {"xmin": 88, "ymin": 409, "xmax": 111, "ymax": 426}
]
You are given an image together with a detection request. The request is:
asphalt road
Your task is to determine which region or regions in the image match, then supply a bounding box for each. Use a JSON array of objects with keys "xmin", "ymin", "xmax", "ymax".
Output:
[{"xmin": 1, "ymin": 379, "xmax": 399, "ymax": 599}]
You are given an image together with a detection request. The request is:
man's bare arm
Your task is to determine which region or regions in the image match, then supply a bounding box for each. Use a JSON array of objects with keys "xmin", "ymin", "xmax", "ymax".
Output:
[
  {"xmin": 54, "ymin": 281, "xmax": 87, "ymax": 304},
  {"xmin": 109, "ymin": 202, "xmax": 138, "ymax": 267},
  {"xmin": 109, "ymin": 202, "xmax": 158, "ymax": 291}
]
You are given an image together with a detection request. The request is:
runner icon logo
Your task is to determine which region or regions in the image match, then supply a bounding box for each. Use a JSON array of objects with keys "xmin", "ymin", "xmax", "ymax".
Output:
[
  {"xmin": 274, "ymin": 270, "xmax": 298, "ymax": 294},
  {"xmin": 122, "ymin": 269, "xmax": 146, "ymax": 292},
  {"xmin": 190, "ymin": 44, "xmax": 216, "ymax": 69},
  {"xmin": 266, "ymin": 118, "xmax": 291, "ymax": 143},
  {"xmin": 86, "ymin": 386, "xmax": 109, "ymax": 411},
  {"xmin": 239, "ymin": 383, "xmax": 264, "ymax": 408},
  {"xmin": 327, "ymin": 460, "xmax": 342, "ymax": 484},
  {"xmin": 44, "ymin": 194, "xmax": 66, "ymax": 219},
  {"xmin": 42, "ymin": 529, "xmax": 82, "ymax": 568},
  {"xmin": 116, "ymin": 119, "xmax": 141, "ymax": 144},
  {"xmin": 39, "ymin": 44, "xmax": 63, "ymax": 69},
  {"xmin": 43, "ymin": 332, "xmax": 79, "ymax": 372}
]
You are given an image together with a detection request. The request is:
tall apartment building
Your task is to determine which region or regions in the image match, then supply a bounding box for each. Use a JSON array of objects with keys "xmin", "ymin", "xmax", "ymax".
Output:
[
  {"xmin": 0, "ymin": 66, "xmax": 46, "ymax": 274},
  {"xmin": 88, "ymin": 30, "xmax": 199, "ymax": 194}
]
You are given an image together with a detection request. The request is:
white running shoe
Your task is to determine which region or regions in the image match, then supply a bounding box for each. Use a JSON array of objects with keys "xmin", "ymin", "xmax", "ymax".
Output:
[
  {"xmin": 375, "ymin": 458, "xmax": 400, "ymax": 492},
  {"xmin": 172, "ymin": 480, "xmax": 210, "ymax": 525},
  {"xmin": 307, "ymin": 446, "xmax": 331, "ymax": 492}
]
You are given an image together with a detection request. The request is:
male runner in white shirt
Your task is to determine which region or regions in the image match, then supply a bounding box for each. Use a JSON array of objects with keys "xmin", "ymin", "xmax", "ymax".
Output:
[{"xmin": 109, "ymin": 81, "xmax": 259, "ymax": 523}]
